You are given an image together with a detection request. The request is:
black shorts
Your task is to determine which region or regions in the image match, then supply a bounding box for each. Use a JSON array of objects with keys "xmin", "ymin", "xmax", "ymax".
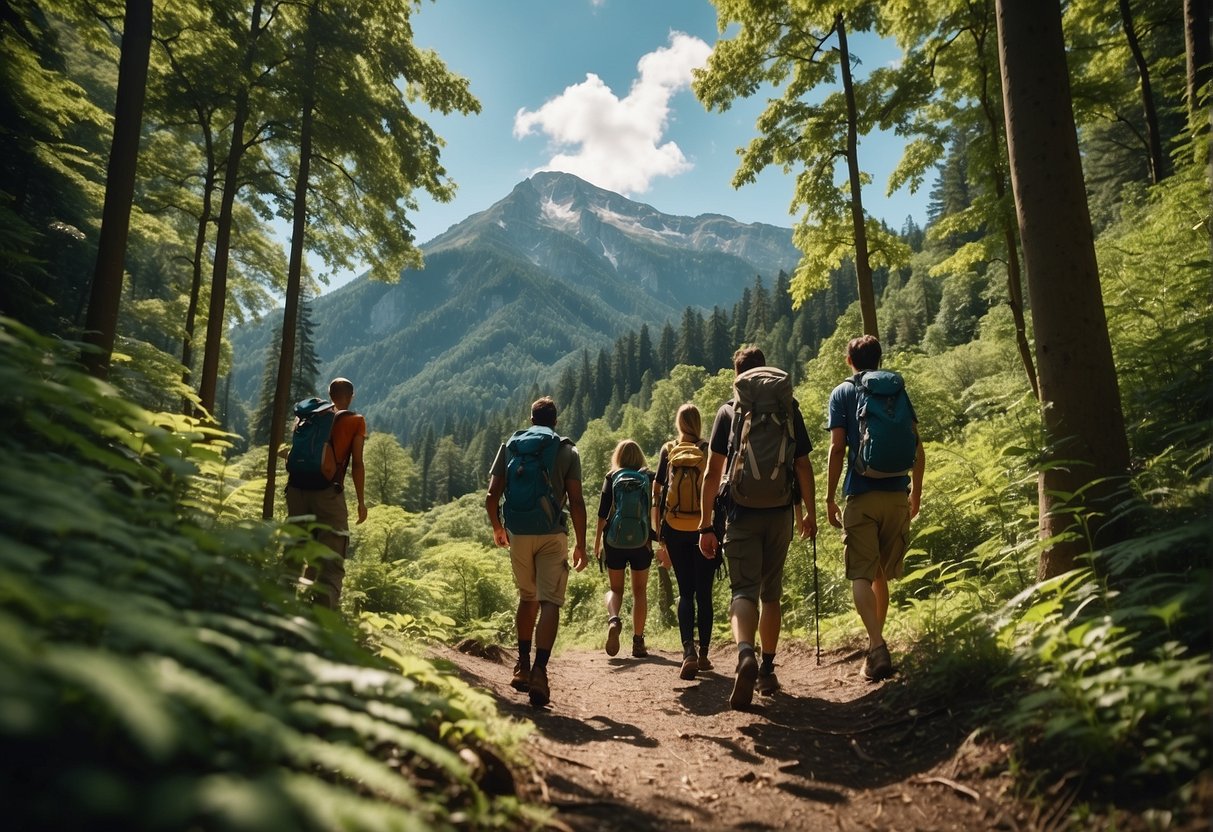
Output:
[{"xmin": 603, "ymin": 543, "xmax": 653, "ymax": 572}]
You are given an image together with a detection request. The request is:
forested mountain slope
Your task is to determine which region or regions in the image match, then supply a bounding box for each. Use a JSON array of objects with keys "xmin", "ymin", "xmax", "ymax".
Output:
[{"xmin": 229, "ymin": 172, "xmax": 801, "ymax": 441}]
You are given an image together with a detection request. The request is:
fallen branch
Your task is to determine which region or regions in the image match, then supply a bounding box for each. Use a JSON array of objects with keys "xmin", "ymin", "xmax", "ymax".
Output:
[{"xmin": 919, "ymin": 776, "xmax": 981, "ymax": 801}]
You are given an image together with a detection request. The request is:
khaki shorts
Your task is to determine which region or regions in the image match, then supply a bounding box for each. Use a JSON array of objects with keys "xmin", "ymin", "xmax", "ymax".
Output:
[
  {"xmin": 723, "ymin": 505, "xmax": 793, "ymax": 604},
  {"xmin": 842, "ymin": 490, "xmax": 910, "ymax": 582},
  {"xmin": 509, "ymin": 532, "xmax": 570, "ymax": 606}
]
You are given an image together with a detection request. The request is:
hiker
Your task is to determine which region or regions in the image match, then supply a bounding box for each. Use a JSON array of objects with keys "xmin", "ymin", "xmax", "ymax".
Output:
[
  {"xmin": 284, "ymin": 376, "xmax": 368, "ymax": 610},
  {"xmin": 826, "ymin": 335, "xmax": 925, "ymax": 682},
  {"xmin": 485, "ymin": 396, "xmax": 588, "ymax": 707},
  {"xmin": 654, "ymin": 404, "xmax": 716, "ymax": 680},
  {"xmin": 698, "ymin": 346, "xmax": 818, "ymax": 709},
  {"xmin": 593, "ymin": 439, "xmax": 656, "ymax": 659}
]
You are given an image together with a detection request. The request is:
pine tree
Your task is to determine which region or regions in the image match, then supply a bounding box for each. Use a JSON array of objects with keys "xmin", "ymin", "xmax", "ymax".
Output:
[{"xmin": 657, "ymin": 322, "xmax": 677, "ymax": 375}]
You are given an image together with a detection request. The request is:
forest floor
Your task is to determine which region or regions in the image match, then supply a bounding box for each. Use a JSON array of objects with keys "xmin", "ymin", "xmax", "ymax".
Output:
[{"xmin": 437, "ymin": 639, "xmax": 1052, "ymax": 831}]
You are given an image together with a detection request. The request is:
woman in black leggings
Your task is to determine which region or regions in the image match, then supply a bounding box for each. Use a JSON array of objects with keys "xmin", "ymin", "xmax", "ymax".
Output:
[{"xmin": 653, "ymin": 403, "xmax": 719, "ymax": 680}]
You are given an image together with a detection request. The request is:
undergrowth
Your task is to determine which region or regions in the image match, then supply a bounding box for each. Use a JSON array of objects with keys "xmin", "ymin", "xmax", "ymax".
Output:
[{"xmin": 0, "ymin": 319, "xmax": 540, "ymax": 831}]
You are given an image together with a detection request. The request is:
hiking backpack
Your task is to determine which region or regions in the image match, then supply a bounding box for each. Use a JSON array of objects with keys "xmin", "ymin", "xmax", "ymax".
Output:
[
  {"xmin": 848, "ymin": 370, "xmax": 917, "ymax": 478},
  {"xmin": 604, "ymin": 468, "xmax": 652, "ymax": 549},
  {"xmin": 502, "ymin": 426, "xmax": 566, "ymax": 535},
  {"xmin": 661, "ymin": 440, "xmax": 706, "ymax": 532},
  {"xmin": 727, "ymin": 366, "xmax": 796, "ymax": 509},
  {"xmin": 286, "ymin": 397, "xmax": 352, "ymax": 490}
]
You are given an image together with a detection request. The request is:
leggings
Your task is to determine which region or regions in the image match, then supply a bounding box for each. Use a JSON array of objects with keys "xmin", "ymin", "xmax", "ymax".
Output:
[{"xmin": 663, "ymin": 523, "xmax": 716, "ymax": 647}]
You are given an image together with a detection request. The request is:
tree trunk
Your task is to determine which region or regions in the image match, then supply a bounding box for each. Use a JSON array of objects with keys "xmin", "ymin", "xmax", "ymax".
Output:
[
  {"xmin": 973, "ymin": 21, "xmax": 1039, "ymax": 398},
  {"xmin": 1185, "ymin": 0, "xmax": 1211, "ymax": 162},
  {"xmin": 81, "ymin": 0, "xmax": 152, "ymax": 380},
  {"xmin": 835, "ymin": 14, "xmax": 879, "ymax": 340},
  {"xmin": 182, "ymin": 157, "xmax": 215, "ymax": 411},
  {"xmin": 1118, "ymin": 0, "xmax": 1167, "ymax": 184},
  {"xmin": 262, "ymin": 4, "xmax": 317, "ymax": 520},
  {"xmin": 198, "ymin": 0, "xmax": 264, "ymax": 415},
  {"xmin": 995, "ymin": 0, "xmax": 1131, "ymax": 579}
]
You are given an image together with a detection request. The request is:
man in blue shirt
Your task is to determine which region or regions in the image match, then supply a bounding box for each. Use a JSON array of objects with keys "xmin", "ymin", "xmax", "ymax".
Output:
[{"xmin": 826, "ymin": 335, "xmax": 925, "ymax": 682}]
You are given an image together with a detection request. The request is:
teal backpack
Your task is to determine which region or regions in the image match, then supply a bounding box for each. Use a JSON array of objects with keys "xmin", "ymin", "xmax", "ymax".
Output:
[
  {"xmin": 605, "ymin": 469, "xmax": 652, "ymax": 549},
  {"xmin": 286, "ymin": 398, "xmax": 352, "ymax": 490},
  {"xmin": 849, "ymin": 370, "xmax": 917, "ymax": 478},
  {"xmin": 502, "ymin": 426, "xmax": 566, "ymax": 535}
]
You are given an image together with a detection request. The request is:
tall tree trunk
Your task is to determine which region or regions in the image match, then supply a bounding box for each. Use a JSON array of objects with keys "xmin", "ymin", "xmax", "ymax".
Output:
[
  {"xmin": 182, "ymin": 157, "xmax": 215, "ymax": 410},
  {"xmin": 835, "ymin": 14, "xmax": 879, "ymax": 339},
  {"xmin": 972, "ymin": 21, "xmax": 1039, "ymax": 399},
  {"xmin": 1118, "ymin": 0, "xmax": 1167, "ymax": 184},
  {"xmin": 995, "ymin": 0, "xmax": 1131, "ymax": 580},
  {"xmin": 81, "ymin": 0, "xmax": 152, "ymax": 380},
  {"xmin": 262, "ymin": 4, "xmax": 317, "ymax": 520},
  {"xmin": 1185, "ymin": 0, "xmax": 1211, "ymax": 163},
  {"xmin": 198, "ymin": 0, "xmax": 265, "ymax": 415}
]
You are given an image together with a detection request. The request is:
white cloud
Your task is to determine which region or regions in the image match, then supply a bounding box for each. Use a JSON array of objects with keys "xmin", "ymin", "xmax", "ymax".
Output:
[{"xmin": 513, "ymin": 31, "xmax": 712, "ymax": 195}]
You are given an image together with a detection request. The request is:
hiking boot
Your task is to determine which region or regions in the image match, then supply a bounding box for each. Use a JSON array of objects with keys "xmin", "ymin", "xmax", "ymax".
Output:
[
  {"xmin": 679, "ymin": 644, "xmax": 698, "ymax": 680},
  {"xmin": 729, "ymin": 649, "xmax": 759, "ymax": 710},
  {"xmin": 756, "ymin": 668, "xmax": 780, "ymax": 696},
  {"xmin": 697, "ymin": 646, "xmax": 714, "ymax": 672},
  {"xmin": 632, "ymin": 634, "xmax": 648, "ymax": 658},
  {"xmin": 527, "ymin": 665, "xmax": 550, "ymax": 707},
  {"xmin": 510, "ymin": 662, "xmax": 530, "ymax": 692},
  {"xmin": 605, "ymin": 617, "xmax": 622, "ymax": 657},
  {"xmin": 862, "ymin": 644, "xmax": 894, "ymax": 682}
]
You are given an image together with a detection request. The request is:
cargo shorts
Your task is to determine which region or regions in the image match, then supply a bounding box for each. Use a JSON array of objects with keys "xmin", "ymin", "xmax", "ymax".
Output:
[
  {"xmin": 509, "ymin": 532, "xmax": 570, "ymax": 606},
  {"xmin": 723, "ymin": 505, "xmax": 794, "ymax": 605},
  {"xmin": 842, "ymin": 490, "xmax": 910, "ymax": 582}
]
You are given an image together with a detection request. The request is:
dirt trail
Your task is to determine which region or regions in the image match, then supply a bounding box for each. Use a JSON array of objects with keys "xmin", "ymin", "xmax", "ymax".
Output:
[{"xmin": 436, "ymin": 640, "xmax": 1030, "ymax": 831}]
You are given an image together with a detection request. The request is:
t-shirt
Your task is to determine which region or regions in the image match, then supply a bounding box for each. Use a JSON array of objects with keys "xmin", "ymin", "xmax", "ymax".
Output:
[
  {"xmin": 489, "ymin": 434, "xmax": 582, "ymax": 527},
  {"xmin": 707, "ymin": 399, "xmax": 812, "ymax": 509},
  {"xmin": 827, "ymin": 377, "xmax": 917, "ymax": 496}
]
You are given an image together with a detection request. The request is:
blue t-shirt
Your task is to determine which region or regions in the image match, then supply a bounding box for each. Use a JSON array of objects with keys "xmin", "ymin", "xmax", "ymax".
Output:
[{"xmin": 827, "ymin": 376, "xmax": 917, "ymax": 496}]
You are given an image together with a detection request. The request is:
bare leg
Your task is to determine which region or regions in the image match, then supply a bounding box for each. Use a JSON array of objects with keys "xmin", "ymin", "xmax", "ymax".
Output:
[
  {"xmin": 605, "ymin": 569, "xmax": 626, "ymax": 619},
  {"xmin": 852, "ymin": 578, "xmax": 885, "ymax": 651},
  {"xmin": 630, "ymin": 568, "xmax": 649, "ymax": 635},
  {"xmin": 730, "ymin": 596, "xmax": 759, "ymax": 646},
  {"xmin": 534, "ymin": 600, "xmax": 560, "ymax": 651},
  {"xmin": 516, "ymin": 599, "xmax": 539, "ymax": 643},
  {"xmin": 758, "ymin": 598, "xmax": 781, "ymax": 655}
]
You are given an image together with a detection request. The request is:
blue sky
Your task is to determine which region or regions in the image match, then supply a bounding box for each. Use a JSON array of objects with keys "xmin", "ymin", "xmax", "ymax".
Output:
[{"xmin": 318, "ymin": 0, "xmax": 929, "ymax": 291}]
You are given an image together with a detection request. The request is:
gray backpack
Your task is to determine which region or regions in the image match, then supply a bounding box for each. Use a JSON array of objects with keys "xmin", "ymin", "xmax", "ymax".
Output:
[{"xmin": 726, "ymin": 366, "xmax": 796, "ymax": 509}]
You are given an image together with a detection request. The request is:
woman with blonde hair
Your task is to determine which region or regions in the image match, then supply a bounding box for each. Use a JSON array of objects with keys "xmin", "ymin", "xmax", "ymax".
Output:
[
  {"xmin": 594, "ymin": 439, "xmax": 655, "ymax": 658},
  {"xmin": 653, "ymin": 403, "xmax": 716, "ymax": 679}
]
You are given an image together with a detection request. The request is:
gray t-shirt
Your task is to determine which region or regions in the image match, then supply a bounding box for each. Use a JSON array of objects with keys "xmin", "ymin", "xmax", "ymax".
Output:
[{"xmin": 490, "ymin": 434, "xmax": 582, "ymax": 526}]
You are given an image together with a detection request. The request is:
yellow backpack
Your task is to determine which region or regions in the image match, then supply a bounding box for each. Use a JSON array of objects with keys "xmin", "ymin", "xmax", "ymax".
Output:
[{"xmin": 661, "ymin": 440, "xmax": 707, "ymax": 532}]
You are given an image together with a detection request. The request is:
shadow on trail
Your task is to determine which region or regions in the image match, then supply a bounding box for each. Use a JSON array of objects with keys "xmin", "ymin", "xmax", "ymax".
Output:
[{"xmin": 744, "ymin": 678, "xmax": 975, "ymax": 792}]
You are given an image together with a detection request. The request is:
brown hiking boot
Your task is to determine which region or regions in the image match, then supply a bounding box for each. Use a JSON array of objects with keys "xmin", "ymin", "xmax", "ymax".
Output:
[
  {"xmin": 861, "ymin": 644, "xmax": 894, "ymax": 682},
  {"xmin": 510, "ymin": 662, "xmax": 530, "ymax": 692},
  {"xmin": 697, "ymin": 646, "xmax": 713, "ymax": 672},
  {"xmin": 729, "ymin": 649, "xmax": 759, "ymax": 710},
  {"xmin": 632, "ymin": 634, "xmax": 648, "ymax": 658},
  {"xmin": 605, "ymin": 616, "xmax": 622, "ymax": 656},
  {"xmin": 679, "ymin": 644, "xmax": 697, "ymax": 680},
  {"xmin": 527, "ymin": 664, "xmax": 550, "ymax": 707}
]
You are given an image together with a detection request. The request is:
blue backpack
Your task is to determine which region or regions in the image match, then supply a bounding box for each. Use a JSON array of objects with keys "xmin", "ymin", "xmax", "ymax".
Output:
[
  {"xmin": 286, "ymin": 397, "xmax": 352, "ymax": 490},
  {"xmin": 502, "ymin": 426, "xmax": 566, "ymax": 535},
  {"xmin": 849, "ymin": 371, "xmax": 917, "ymax": 478},
  {"xmin": 605, "ymin": 469, "xmax": 652, "ymax": 549}
]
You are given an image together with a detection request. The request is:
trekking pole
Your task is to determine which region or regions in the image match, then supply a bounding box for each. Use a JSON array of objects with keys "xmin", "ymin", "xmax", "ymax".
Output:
[{"xmin": 812, "ymin": 535, "xmax": 821, "ymax": 666}]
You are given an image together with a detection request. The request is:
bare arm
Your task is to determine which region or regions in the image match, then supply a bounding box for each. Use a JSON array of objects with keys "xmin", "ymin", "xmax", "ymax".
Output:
[
  {"xmin": 485, "ymin": 474, "xmax": 508, "ymax": 548},
  {"xmin": 910, "ymin": 426, "xmax": 925, "ymax": 518},
  {"xmin": 697, "ymin": 451, "xmax": 726, "ymax": 558},
  {"xmin": 794, "ymin": 454, "xmax": 817, "ymax": 540},
  {"xmin": 566, "ymin": 477, "xmax": 588, "ymax": 571},
  {"xmin": 349, "ymin": 433, "xmax": 367, "ymax": 524},
  {"xmin": 826, "ymin": 427, "xmax": 847, "ymax": 528}
]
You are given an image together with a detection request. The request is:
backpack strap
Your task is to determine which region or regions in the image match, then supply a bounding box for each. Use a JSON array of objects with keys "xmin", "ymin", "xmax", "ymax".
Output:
[{"xmin": 330, "ymin": 410, "xmax": 357, "ymax": 485}]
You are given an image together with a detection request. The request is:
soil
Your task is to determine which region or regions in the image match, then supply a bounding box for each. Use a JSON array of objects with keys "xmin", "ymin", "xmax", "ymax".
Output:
[{"xmin": 436, "ymin": 639, "xmax": 1040, "ymax": 832}]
